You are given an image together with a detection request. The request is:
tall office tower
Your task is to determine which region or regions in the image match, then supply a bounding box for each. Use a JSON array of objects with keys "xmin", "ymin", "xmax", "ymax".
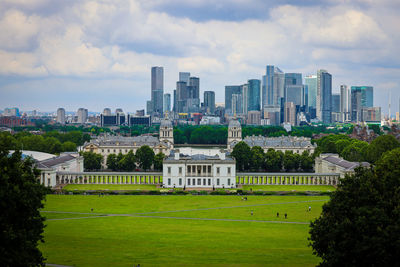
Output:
[
  {"xmin": 146, "ymin": 100, "xmax": 153, "ymax": 115},
  {"xmin": 225, "ymin": 85, "xmax": 242, "ymax": 115},
  {"xmin": 305, "ymin": 75, "xmax": 317, "ymax": 108},
  {"xmin": 57, "ymin": 108, "xmax": 65, "ymax": 124},
  {"xmin": 77, "ymin": 108, "xmax": 88, "ymax": 124},
  {"xmin": 241, "ymin": 83, "xmax": 249, "ymax": 115},
  {"xmin": 316, "ymin": 70, "xmax": 332, "ymax": 123},
  {"xmin": 263, "ymin": 66, "xmax": 284, "ymax": 108},
  {"xmin": 285, "ymin": 85, "xmax": 303, "ymax": 106},
  {"xmin": 179, "ymin": 72, "xmax": 190, "ymax": 84},
  {"xmin": 362, "ymin": 107, "xmax": 381, "ymax": 122},
  {"xmin": 340, "ymin": 85, "xmax": 350, "ymax": 122},
  {"xmin": 351, "ymin": 86, "xmax": 374, "ymax": 122},
  {"xmin": 173, "ymin": 90, "xmax": 177, "ymax": 112},
  {"xmin": 163, "ymin": 93, "xmax": 171, "ymax": 114},
  {"xmin": 151, "ymin": 66, "xmax": 164, "ymax": 115},
  {"xmin": 176, "ymin": 81, "xmax": 187, "ymax": 113},
  {"xmin": 332, "ymin": 94, "xmax": 341, "ymax": 113},
  {"xmin": 187, "ymin": 77, "xmax": 200, "ymax": 112},
  {"xmin": 232, "ymin": 93, "xmax": 243, "ymax": 115},
  {"xmin": 248, "ymin": 79, "xmax": 261, "ymax": 111},
  {"xmin": 103, "ymin": 108, "xmax": 111, "ymax": 116},
  {"xmin": 284, "ymin": 73, "xmax": 302, "ymax": 86},
  {"xmin": 284, "ymin": 102, "xmax": 296, "ymax": 126},
  {"xmin": 204, "ymin": 91, "xmax": 215, "ymax": 114},
  {"xmin": 189, "ymin": 77, "xmax": 200, "ymax": 99}
]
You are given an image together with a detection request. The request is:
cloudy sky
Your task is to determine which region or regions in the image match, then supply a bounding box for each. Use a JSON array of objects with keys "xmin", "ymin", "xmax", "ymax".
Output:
[{"xmin": 1, "ymin": 0, "xmax": 400, "ymax": 115}]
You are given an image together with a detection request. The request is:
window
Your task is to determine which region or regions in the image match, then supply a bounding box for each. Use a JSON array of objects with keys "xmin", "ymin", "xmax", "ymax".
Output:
[
  {"xmin": 203, "ymin": 179, "xmax": 206, "ymax": 185},
  {"xmin": 102, "ymin": 149, "xmax": 104, "ymax": 152},
  {"xmin": 168, "ymin": 167, "xmax": 171, "ymax": 174},
  {"xmin": 168, "ymin": 178, "xmax": 171, "ymax": 185},
  {"xmin": 208, "ymin": 166, "xmax": 211, "ymax": 173},
  {"xmin": 217, "ymin": 178, "xmax": 220, "ymax": 185},
  {"xmin": 228, "ymin": 179, "xmax": 231, "ymax": 185},
  {"xmin": 208, "ymin": 179, "xmax": 211, "ymax": 186},
  {"xmin": 203, "ymin": 166, "xmax": 206, "ymax": 173},
  {"xmin": 179, "ymin": 178, "xmax": 182, "ymax": 186},
  {"xmin": 188, "ymin": 179, "xmax": 191, "ymax": 185},
  {"xmin": 198, "ymin": 179, "xmax": 201, "ymax": 185},
  {"xmin": 179, "ymin": 167, "xmax": 182, "ymax": 174},
  {"xmin": 217, "ymin": 167, "xmax": 220, "ymax": 174},
  {"xmin": 228, "ymin": 167, "xmax": 231, "ymax": 174},
  {"xmin": 107, "ymin": 149, "xmax": 110, "ymax": 153},
  {"xmin": 187, "ymin": 166, "xmax": 191, "ymax": 173},
  {"xmin": 113, "ymin": 149, "xmax": 116, "ymax": 152},
  {"xmin": 193, "ymin": 179, "xmax": 196, "ymax": 186}
]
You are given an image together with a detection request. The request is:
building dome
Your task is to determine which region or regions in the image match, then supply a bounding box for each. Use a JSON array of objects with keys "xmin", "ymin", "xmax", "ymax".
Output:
[
  {"xmin": 160, "ymin": 119, "xmax": 173, "ymax": 128},
  {"xmin": 228, "ymin": 118, "xmax": 241, "ymax": 128}
]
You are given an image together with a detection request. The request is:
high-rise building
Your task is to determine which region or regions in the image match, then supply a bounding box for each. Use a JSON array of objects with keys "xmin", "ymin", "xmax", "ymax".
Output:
[
  {"xmin": 247, "ymin": 110, "xmax": 261, "ymax": 125},
  {"xmin": 317, "ymin": 70, "xmax": 332, "ymax": 123},
  {"xmin": 362, "ymin": 107, "xmax": 381, "ymax": 122},
  {"xmin": 305, "ymin": 75, "xmax": 317, "ymax": 108},
  {"xmin": 204, "ymin": 91, "xmax": 215, "ymax": 114},
  {"xmin": 332, "ymin": 94, "xmax": 341, "ymax": 113},
  {"xmin": 3, "ymin": 107, "xmax": 20, "ymax": 117},
  {"xmin": 351, "ymin": 86, "xmax": 374, "ymax": 122},
  {"xmin": 57, "ymin": 108, "xmax": 65, "ymax": 124},
  {"xmin": 232, "ymin": 93, "xmax": 243, "ymax": 115},
  {"xmin": 248, "ymin": 79, "xmax": 261, "ymax": 111},
  {"xmin": 225, "ymin": 85, "xmax": 242, "ymax": 115},
  {"xmin": 285, "ymin": 73, "xmax": 302, "ymax": 86},
  {"xmin": 263, "ymin": 105, "xmax": 281, "ymax": 126},
  {"xmin": 151, "ymin": 66, "xmax": 164, "ymax": 115},
  {"xmin": 146, "ymin": 100, "xmax": 153, "ymax": 115},
  {"xmin": 264, "ymin": 66, "xmax": 285, "ymax": 107},
  {"xmin": 285, "ymin": 85, "xmax": 303, "ymax": 107},
  {"xmin": 163, "ymin": 93, "xmax": 171, "ymax": 114},
  {"xmin": 173, "ymin": 90, "xmax": 177, "ymax": 112},
  {"xmin": 179, "ymin": 72, "xmax": 190, "ymax": 84},
  {"xmin": 241, "ymin": 84, "xmax": 249, "ymax": 115},
  {"xmin": 77, "ymin": 108, "xmax": 88, "ymax": 124},
  {"xmin": 340, "ymin": 85, "xmax": 350, "ymax": 122},
  {"xmin": 189, "ymin": 77, "xmax": 200, "ymax": 99},
  {"xmin": 103, "ymin": 108, "xmax": 111, "ymax": 116},
  {"xmin": 284, "ymin": 102, "xmax": 296, "ymax": 126}
]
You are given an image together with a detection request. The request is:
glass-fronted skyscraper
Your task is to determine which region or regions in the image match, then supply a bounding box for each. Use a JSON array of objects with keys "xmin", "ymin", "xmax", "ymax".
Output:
[
  {"xmin": 163, "ymin": 93, "xmax": 171, "ymax": 114},
  {"xmin": 248, "ymin": 79, "xmax": 261, "ymax": 111},
  {"xmin": 263, "ymin": 66, "xmax": 284, "ymax": 108},
  {"xmin": 305, "ymin": 75, "xmax": 317, "ymax": 108},
  {"xmin": 351, "ymin": 86, "xmax": 374, "ymax": 122},
  {"xmin": 225, "ymin": 85, "xmax": 242, "ymax": 115},
  {"xmin": 332, "ymin": 94, "xmax": 341, "ymax": 113},
  {"xmin": 317, "ymin": 70, "xmax": 332, "ymax": 124},
  {"xmin": 151, "ymin": 66, "xmax": 164, "ymax": 115},
  {"xmin": 203, "ymin": 91, "xmax": 215, "ymax": 114}
]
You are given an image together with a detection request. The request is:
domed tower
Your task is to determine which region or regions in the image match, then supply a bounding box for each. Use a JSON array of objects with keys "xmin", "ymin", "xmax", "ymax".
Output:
[
  {"xmin": 159, "ymin": 118, "xmax": 174, "ymax": 147},
  {"xmin": 227, "ymin": 118, "xmax": 242, "ymax": 151}
]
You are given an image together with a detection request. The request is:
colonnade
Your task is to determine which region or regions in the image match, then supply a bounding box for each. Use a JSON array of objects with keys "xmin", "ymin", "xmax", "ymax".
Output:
[
  {"xmin": 57, "ymin": 172, "xmax": 162, "ymax": 185},
  {"xmin": 235, "ymin": 173, "xmax": 340, "ymax": 186}
]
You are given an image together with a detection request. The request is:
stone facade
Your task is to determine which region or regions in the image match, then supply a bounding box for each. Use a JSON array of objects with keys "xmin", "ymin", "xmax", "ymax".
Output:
[{"xmin": 315, "ymin": 153, "xmax": 370, "ymax": 178}]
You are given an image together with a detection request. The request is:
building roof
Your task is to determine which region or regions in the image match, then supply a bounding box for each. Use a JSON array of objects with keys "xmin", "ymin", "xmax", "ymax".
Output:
[
  {"xmin": 37, "ymin": 154, "xmax": 77, "ymax": 169},
  {"xmin": 243, "ymin": 135, "xmax": 315, "ymax": 149},
  {"xmin": 85, "ymin": 135, "xmax": 162, "ymax": 147},
  {"xmin": 228, "ymin": 118, "xmax": 241, "ymax": 128},
  {"xmin": 160, "ymin": 119, "xmax": 173, "ymax": 128},
  {"xmin": 10, "ymin": 150, "xmax": 55, "ymax": 161},
  {"xmin": 322, "ymin": 154, "xmax": 370, "ymax": 171},
  {"xmin": 165, "ymin": 152, "xmax": 234, "ymax": 162}
]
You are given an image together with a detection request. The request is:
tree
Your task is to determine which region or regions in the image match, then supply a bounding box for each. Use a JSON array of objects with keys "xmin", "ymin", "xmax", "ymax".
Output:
[
  {"xmin": 61, "ymin": 141, "xmax": 77, "ymax": 152},
  {"xmin": 309, "ymin": 148, "xmax": 400, "ymax": 266},
  {"xmin": 136, "ymin": 145, "xmax": 155, "ymax": 171},
  {"xmin": 119, "ymin": 150, "xmax": 136, "ymax": 171},
  {"xmin": 250, "ymin": 146, "xmax": 264, "ymax": 171},
  {"xmin": 283, "ymin": 150, "xmax": 299, "ymax": 171},
  {"xmin": 300, "ymin": 150, "xmax": 314, "ymax": 172},
  {"xmin": 231, "ymin": 141, "xmax": 251, "ymax": 171},
  {"xmin": 341, "ymin": 140, "xmax": 369, "ymax": 162},
  {"xmin": 154, "ymin": 152, "xmax": 166, "ymax": 171},
  {"xmin": 264, "ymin": 149, "xmax": 283, "ymax": 172},
  {"xmin": 106, "ymin": 154, "xmax": 118, "ymax": 171},
  {"xmin": 0, "ymin": 148, "xmax": 47, "ymax": 266},
  {"xmin": 366, "ymin": 134, "xmax": 400, "ymax": 163},
  {"xmin": 82, "ymin": 152, "xmax": 103, "ymax": 171}
]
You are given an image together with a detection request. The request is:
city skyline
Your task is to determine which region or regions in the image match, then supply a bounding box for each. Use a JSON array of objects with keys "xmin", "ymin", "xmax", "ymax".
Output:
[{"xmin": 1, "ymin": 1, "xmax": 400, "ymax": 115}]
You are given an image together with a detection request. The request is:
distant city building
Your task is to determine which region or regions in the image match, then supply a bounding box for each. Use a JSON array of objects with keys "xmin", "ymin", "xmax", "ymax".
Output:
[
  {"xmin": 77, "ymin": 108, "xmax": 88, "ymax": 124},
  {"xmin": 247, "ymin": 110, "xmax": 261, "ymax": 125},
  {"xmin": 115, "ymin": 108, "xmax": 123, "ymax": 114},
  {"xmin": 351, "ymin": 86, "xmax": 374, "ymax": 122},
  {"xmin": 284, "ymin": 102, "xmax": 296, "ymax": 126},
  {"xmin": 136, "ymin": 109, "xmax": 145, "ymax": 116},
  {"xmin": 241, "ymin": 83, "xmax": 249, "ymax": 115},
  {"xmin": 340, "ymin": 85, "xmax": 350, "ymax": 122},
  {"xmin": 225, "ymin": 85, "xmax": 241, "ymax": 115},
  {"xmin": 263, "ymin": 65, "xmax": 284, "ymax": 107},
  {"xmin": 316, "ymin": 70, "xmax": 332, "ymax": 123},
  {"xmin": 231, "ymin": 93, "xmax": 243, "ymax": 115},
  {"xmin": 203, "ymin": 91, "xmax": 215, "ymax": 114},
  {"xmin": 200, "ymin": 116, "xmax": 220, "ymax": 125},
  {"xmin": 3, "ymin": 107, "xmax": 20, "ymax": 117},
  {"xmin": 179, "ymin": 72, "xmax": 190, "ymax": 84},
  {"xmin": 103, "ymin": 108, "xmax": 111, "ymax": 116},
  {"xmin": 263, "ymin": 105, "xmax": 281, "ymax": 126},
  {"xmin": 57, "ymin": 108, "xmax": 65, "ymax": 124},
  {"xmin": 128, "ymin": 115, "xmax": 151, "ymax": 126},
  {"xmin": 285, "ymin": 85, "xmax": 303, "ymax": 107},
  {"xmin": 151, "ymin": 66, "xmax": 164, "ymax": 116},
  {"xmin": 362, "ymin": 107, "xmax": 381, "ymax": 123},
  {"xmin": 248, "ymin": 79, "xmax": 261, "ymax": 111},
  {"xmin": 146, "ymin": 100, "xmax": 153, "ymax": 115},
  {"xmin": 163, "ymin": 93, "xmax": 171, "ymax": 114},
  {"xmin": 305, "ymin": 75, "xmax": 317, "ymax": 108}
]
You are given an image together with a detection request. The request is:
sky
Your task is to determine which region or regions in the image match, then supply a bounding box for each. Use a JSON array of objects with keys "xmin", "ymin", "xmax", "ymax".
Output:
[{"xmin": 1, "ymin": 0, "xmax": 400, "ymax": 115}]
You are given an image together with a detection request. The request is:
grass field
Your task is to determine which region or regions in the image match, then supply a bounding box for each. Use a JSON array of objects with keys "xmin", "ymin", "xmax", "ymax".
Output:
[
  {"xmin": 62, "ymin": 184, "xmax": 158, "ymax": 191},
  {"xmin": 40, "ymin": 195, "xmax": 329, "ymax": 266},
  {"xmin": 241, "ymin": 185, "xmax": 336, "ymax": 192}
]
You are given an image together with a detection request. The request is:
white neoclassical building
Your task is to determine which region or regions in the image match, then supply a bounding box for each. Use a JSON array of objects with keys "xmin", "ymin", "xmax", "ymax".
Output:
[
  {"xmin": 227, "ymin": 118, "xmax": 316, "ymax": 154},
  {"xmin": 162, "ymin": 150, "xmax": 236, "ymax": 189},
  {"xmin": 83, "ymin": 118, "xmax": 174, "ymax": 166},
  {"xmin": 315, "ymin": 153, "xmax": 370, "ymax": 178}
]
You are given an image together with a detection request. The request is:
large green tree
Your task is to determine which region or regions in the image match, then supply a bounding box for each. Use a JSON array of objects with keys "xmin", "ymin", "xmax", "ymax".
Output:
[
  {"xmin": 154, "ymin": 152, "xmax": 166, "ymax": 171},
  {"xmin": 300, "ymin": 150, "xmax": 314, "ymax": 172},
  {"xmin": 0, "ymin": 148, "xmax": 47, "ymax": 266},
  {"xmin": 231, "ymin": 141, "xmax": 251, "ymax": 171},
  {"xmin": 82, "ymin": 151, "xmax": 103, "ymax": 171},
  {"xmin": 366, "ymin": 134, "xmax": 400, "ymax": 163},
  {"xmin": 283, "ymin": 150, "xmax": 300, "ymax": 171},
  {"xmin": 106, "ymin": 154, "xmax": 118, "ymax": 171},
  {"xmin": 136, "ymin": 145, "xmax": 155, "ymax": 171},
  {"xmin": 341, "ymin": 140, "xmax": 369, "ymax": 162},
  {"xmin": 250, "ymin": 146, "xmax": 265, "ymax": 171},
  {"xmin": 119, "ymin": 150, "xmax": 136, "ymax": 171},
  {"xmin": 309, "ymin": 148, "xmax": 400, "ymax": 266},
  {"xmin": 264, "ymin": 149, "xmax": 283, "ymax": 172}
]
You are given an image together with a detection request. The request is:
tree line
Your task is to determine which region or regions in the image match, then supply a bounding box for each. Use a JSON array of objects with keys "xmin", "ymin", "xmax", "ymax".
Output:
[
  {"xmin": 231, "ymin": 141, "xmax": 314, "ymax": 172},
  {"xmin": 0, "ymin": 131, "xmax": 90, "ymax": 155},
  {"xmin": 82, "ymin": 145, "xmax": 166, "ymax": 172}
]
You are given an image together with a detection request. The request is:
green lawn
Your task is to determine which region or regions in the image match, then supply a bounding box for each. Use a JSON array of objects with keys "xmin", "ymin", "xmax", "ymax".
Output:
[
  {"xmin": 40, "ymin": 195, "xmax": 328, "ymax": 266},
  {"xmin": 62, "ymin": 184, "xmax": 158, "ymax": 191},
  {"xmin": 241, "ymin": 185, "xmax": 336, "ymax": 192}
]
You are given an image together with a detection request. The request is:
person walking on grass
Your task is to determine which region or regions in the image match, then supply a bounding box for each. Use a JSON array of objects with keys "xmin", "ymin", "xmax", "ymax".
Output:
[
  {"xmin": 308, "ymin": 206, "xmax": 311, "ymax": 212},
  {"xmin": 251, "ymin": 210, "xmax": 253, "ymax": 216},
  {"xmin": 284, "ymin": 213, "xmax": 287, "ymax": 219},
  {"xmin": 277, "ymin": 212, "xmax": 279, "ymax": 218}
]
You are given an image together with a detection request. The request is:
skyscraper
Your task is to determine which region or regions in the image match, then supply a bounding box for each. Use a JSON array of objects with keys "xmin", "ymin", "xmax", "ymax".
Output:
[
  {"xmin": 248, "ymin": 79, "xmax": 261, "ymax": 111},
  {"xmin": 77, "ymin": 108, "xmax": 88, "ymax": 124},
  {"xmin": 332, "ymin": 94, "xmax": 341, "ymax": 113},
  {"xmin": 285, "ymin": 85, "xmax": 303, "ymax": 106},
  {"xmin": 225, "ymin": 85, "xmax": 242, "ymax": 115},
  {"xmin": 151, "ymin": 66, "xmax": 164, "ymax": 115},
  {"xmin": 204, "ymin": 91, "xmax": 215, "ymax": 114},
  {"xmin": 340, "ymin": 85, "xmax": 350, "ymax": 122},
  {"xmin": 264, "ymin": 66, "xmax": 284, "ymax": 107},
  {"xmin": 284, "ymin": 102, "xmax": 296, "ymax": 126},
  {"xmin": 305, "ymin": 75, "xmax": 317, "ymax": 108},
  {"xmin": 232, "ymin": 93, "xmax": 243, "ymax": 115},
  {"xmin": 351, "ymin": 86, "xmax": 374, "ymax": 122},
  {"xmin": 176, "ymin": 81, "xmax": 187, "ymax": 113},
  {"xmin": 57, "ymin": 108, "xmax": 65, "ymax": 124},
  {"xmin": 163, "ymin": 93, "xmax": 171, "ymax": 114},
  {"xmin": 317, "ymin": 70, "xmax": 332, "ymax": 123},
  {"xmin": 241, "ymin": 83, "xmax": 249, "ymax": 115},
  {"xmin": 179, "ymin": 72, "xmax": 190, "ymax": 84}
]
